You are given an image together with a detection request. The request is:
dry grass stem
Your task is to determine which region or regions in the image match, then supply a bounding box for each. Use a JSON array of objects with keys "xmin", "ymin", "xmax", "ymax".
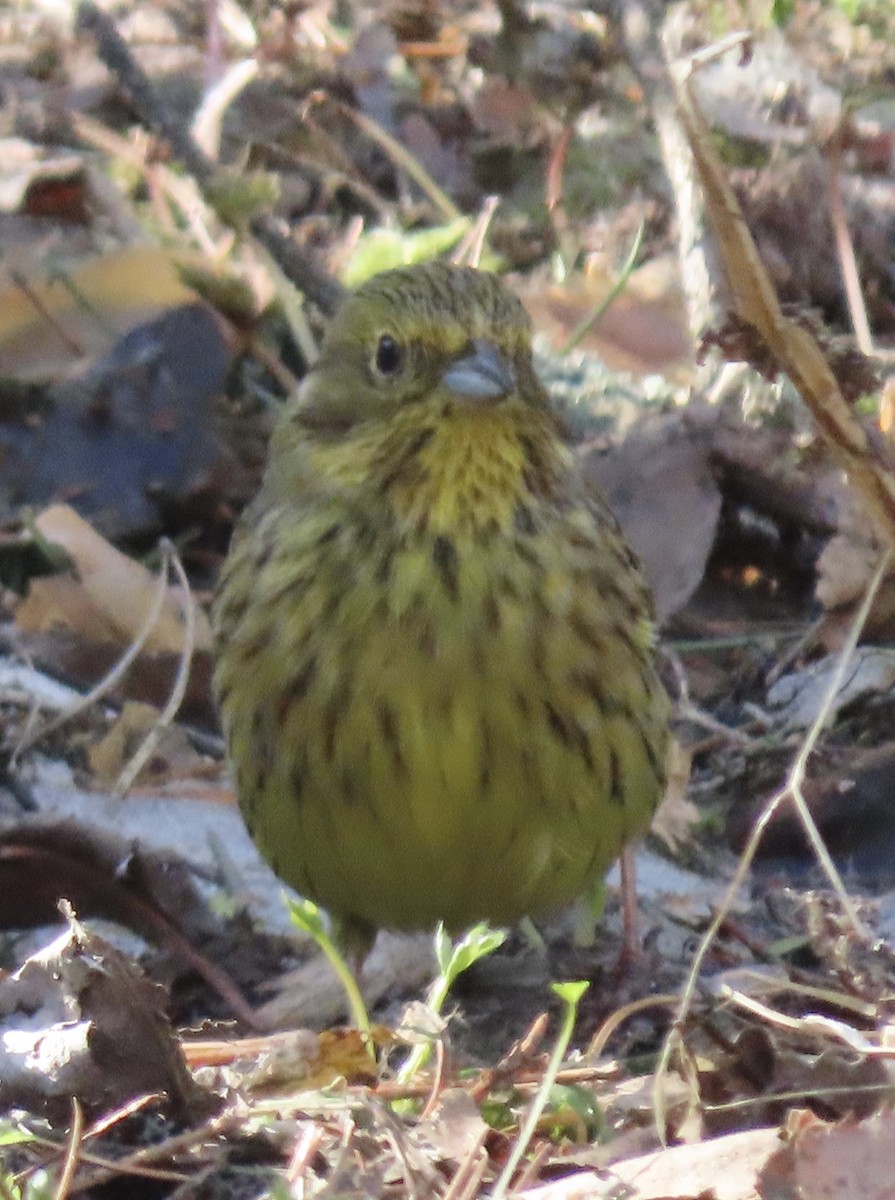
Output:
[
  {"xmin": 114, "ymin": 540, "xmax": 196, "ymax": 797},
  {"xmin": 13, "ymin": 541, "xmax": 174, "ymax": 761},
  {"xmin": 52, "ymin": 1098, "xmax": 84, "ymax": 1200},
  {"xmin": 670, "ymin": 38, "xmax": 895, "ymax": 547},
  {"xmin": 826, "ymin": 134, "xmax": 874, "ymax": 354},
  {"xmin": 653, "ymin": 545, "xmax": 891, "ymax": 1138}
]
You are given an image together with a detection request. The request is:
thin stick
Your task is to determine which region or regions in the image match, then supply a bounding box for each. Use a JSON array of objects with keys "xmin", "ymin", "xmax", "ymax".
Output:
[
  {"xmin": 341, "ymin": 105, "xmax": 463, "ymax": 224},
  {"xmin": 52, "ymin": 1098, "xmax": 84, "ymax": 1200},
  {"xmin": 452, "ymin": 195, "xmax": 499, "ymax": 269},
  {"xmin": 653, "ymin": 547, "xmax": 891, "ymax": 1139},
  {"xmin": 826, "ymin": 133, "xmax": 873, "ymax": 354},
  {"xmin": 76, "ymin": 2, "xmax": 344, "ymax": 315},
  {"xmin": 560, "ymin": 221, "xmax": 645, "ymax": 355},
  {"xmin": 13, "ymin": 543, "xmax": 173, "ymax": 760},
  {"xmin": 115, "ymin": 540, "xmax": 196, "ymax": 796}
]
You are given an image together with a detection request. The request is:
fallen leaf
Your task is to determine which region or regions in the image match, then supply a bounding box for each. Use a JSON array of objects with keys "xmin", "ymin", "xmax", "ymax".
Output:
[
  {"xmin": 0, "ymin": 245, "xmax": 200, "ymax": 381},
  {"xmin": 1, "ymin": 303, "xmax": 233, "ymax": 539},
  {"xmin": 0, "ymin": 817, "xmax": 254, "ymax": 1026},
  {"xmin": 759, "ymin": 1109, "xmax": 895, "ymax": 1200},
  {"xmin": 17, "ymin": 504, "xmax": 212, "ymax": 653},
  {"xmin": 87, "ymin": 700, "xmax": 211, "ymax": 787},
  {"xmin": 0, "ymin": 906, "xmax": 209, "ymax": 1119},
  {"xmin": 650, "ymin": 740, "xmax": 698, "ymax": 853},
  {"xmin": 584, "ymin": 414, "xmax": 721, "ymax": 619}
]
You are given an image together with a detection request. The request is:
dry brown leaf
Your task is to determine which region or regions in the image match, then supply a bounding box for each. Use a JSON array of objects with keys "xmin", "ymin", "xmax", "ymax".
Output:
[
  {"xmin": 0, "ymin": 245, "xmax": 201, "ymax": 381},
  {"xmin": 815, "ymin": 494, "xmax": 895, "ymax": 648},
  {"xmin": 759, "ymin": 1109, "xmax": 895, "ymax": 1200},
  {"xmin": 16, "ymin": 504, "xmax": 212, "ymax": 653},
  {"xmin": 87, "ymin": 700, "xmax": 209, "ymax": 787},
  {"xmin": 650, "ymin": 740, "xmax": 698, "ymax": 853},
  {"xmin": 522, "ymin": 262, "xmax": 693, "ymax": 381},
  {"xmin": 415, "ymin": 1089, "xmax": 490, "ymax": 1164},
  {"xmin": 603, "ymin": 1125, "xmax": 781, "ymax": 1200},
  {"xmin": 0, "ymin": 907, "xmax": 207, "ymax": 1119},
  {"xmin": 584, "ymin": 415, "xmax": 721, "ymax": 619}
]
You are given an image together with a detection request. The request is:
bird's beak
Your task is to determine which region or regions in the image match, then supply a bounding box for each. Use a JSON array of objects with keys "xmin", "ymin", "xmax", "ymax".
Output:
[{"xmin": 440, "ymin": 338, "xmax": 515, "ymax": 403}]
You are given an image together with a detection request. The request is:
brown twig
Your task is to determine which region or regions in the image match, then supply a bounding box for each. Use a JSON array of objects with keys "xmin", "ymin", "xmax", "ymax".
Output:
[
  {"xmin": 114, "ymin": 540, "xmax": 195, "ymax": 797},
  {"xmin": 654, "ymin": 544, "xmax": 891, "ymax": 1138},
  {"xmin": 669, "ymin": 41, "xmax": 895, "ymax": 548},
  {"xmin": 52, "ymin": 1100, "xmax": 84, "ymax": 1200},
  {"xmin": 826, "ymin": 131, "xmax": 874, "ymax": 354}
]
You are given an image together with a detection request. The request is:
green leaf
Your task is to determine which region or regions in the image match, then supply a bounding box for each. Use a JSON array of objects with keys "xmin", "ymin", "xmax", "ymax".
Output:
[
  {"xmin": 771, "ymin": 0, "xmax": 796, "ymax": 25},
  {"xmin": 342, "ymin": 220, "xmax": 472, "ymax": 286}
]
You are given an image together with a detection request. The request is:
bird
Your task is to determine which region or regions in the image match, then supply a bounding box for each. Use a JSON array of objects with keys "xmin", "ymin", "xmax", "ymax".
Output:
[{"xmin": 212, "ymin": 262, "xmax": 670, "ymax": 963}]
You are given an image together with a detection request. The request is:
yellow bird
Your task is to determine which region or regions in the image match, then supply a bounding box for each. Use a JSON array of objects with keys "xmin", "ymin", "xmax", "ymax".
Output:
[{"xmin": 213, "ymin": 263, "xmax": 670, "ymax": 959}]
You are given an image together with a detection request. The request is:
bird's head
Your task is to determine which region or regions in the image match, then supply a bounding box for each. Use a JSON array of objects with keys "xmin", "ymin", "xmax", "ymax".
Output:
[
  {"xmin": 268, "ymin": 264, "xmax": 572, "ymax": 530},
  {"xmin": 293, "ymin": 263, "xmax": 550, "ymax": 431}
]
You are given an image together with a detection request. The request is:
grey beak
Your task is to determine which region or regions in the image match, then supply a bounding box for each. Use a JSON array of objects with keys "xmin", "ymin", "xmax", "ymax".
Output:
[{"xmin": 440, "ymin": 338, "xmax": 515, "ymax": 401}]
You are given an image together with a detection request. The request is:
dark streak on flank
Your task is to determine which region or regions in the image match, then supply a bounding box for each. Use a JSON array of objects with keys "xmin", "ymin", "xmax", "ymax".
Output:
[
  {"xmin": 479, "ymin": 720, "xmax": 493, "ymax": 793},
  {"xmin": 514, "ymin": 503, "xmax": 537, "ymax": 535},
  {"xmin": 519, "ymin": 433, "xmax": 558, "ymax": 498},
  {"xmin": 545, "ymin": 701, "xmax": 596, "ymax": 773},
  {"xmin": 316, "ymin": 523, "xmax": 342, "ymax": 547},
  {"xmin": 566, "ymin": 527, "xmax": 595, "ymax": 551},
  {"xmin": 379, "ymin": 426, "xmax": 435, "ymax": 492},
  {"xmin": 274, "ymin": 656, "xmax": 318, "ymax": 725},
  {"xmin": 223, "ymin": 594, "xmax": 249, "ymax": 630},
  {"xmin": 216, "ymin": 591, "xmax": 247, "ymax": 630},
  {"xmin": 498, "ymin": 573, "xmax": 523, "ymax": 601},
  {"xmin": 580, "ymin": 738, "xmax": 596, "ymax": 773},
  {"xmin": 418, "ymin": 620, "xmax": 436, "ymax": 657},
  {"xmin": 611, "ymin": 616, "xmax": 638, "ymax": 648},
  {"xmin": 532, "ymin": 626, "xmax": 547, "ymax": 677},
  {"xmin": 340, "ymin": 768, "xmax": 358, "ymax": 805},
  {"xmin": 375, "ymin": 544, "xmax": 395, "ymax": 584},
  {"xmin": 321, "ymin": 588, "xmax": 345, "ymax": 621},
  {"xmin": 236, "ymin": 628, "xmax": 270, "ymax": 668},
  {"xmin": 518, "ymin": 434, "xmax": 543, "ymax": 471},
  {"xmin": 637, "ymin": 658, "xmax": 657, "ymax": 700},
  {"xmin": 544, "ymin": 702, "xmax": 569, "ymax": 746},
  {"xmin": 377, "ymin": 701, "xmax": 407, "ymax": 776},
  {"xmin": 432, "ymin": 534, "xmax": 460, "ymax": 599},
  {"xmin": 608, "ymin": 746, "xmax": 624, "ymax": 805},
  {"xmin": 483, "ymin": 590, "xmax": 501, "ymax": 632},
  {"xmin": 264, "ymin": 570, "xmax": 315, "ymax": 612},
  {"xmin": 512, "ymin": 538, "xmax": 541, "ymax": 570},
  {"xmin": 322, "ymin": 700, "xmax": 339, "ymax": 762},
  {"xmin": 597, "ymin": 695, "xmax": 624, "ymax": 719},
  {"xmin": 255, "ymin": 540, "xmax": 275, "ymax": 571},
  {"xmin": 569, "ymin": 669, "xmax": 606, "ymax": 712},
  {"xmin": 568, "ymin": 611, "xmax": 605, "ymax": 654},
  {"xmin": 354, "ymin": 519, "xmax": 377, "ymax": 553},
  {"xmin": 475, "ymin": 516, "xmax": 501, "ymax": 542},
  {"xmin": 290, "ymin": 761, "xmax": 304, "ymax": 806},
  {"xmin": 251, "ymin": 764, "xmax": 268, "ymax": 799},
  {"xmin": 639, "ymin": 727, "xmax": 666, "ymax": 794}
]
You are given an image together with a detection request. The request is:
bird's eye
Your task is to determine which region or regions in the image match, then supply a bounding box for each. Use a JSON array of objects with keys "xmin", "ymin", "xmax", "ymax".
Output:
[{"xmin": 374, "ymin": 334, "xmax": 403, "ymax": 377}]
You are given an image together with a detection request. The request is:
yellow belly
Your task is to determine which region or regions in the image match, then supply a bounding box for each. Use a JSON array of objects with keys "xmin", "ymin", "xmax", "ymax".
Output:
[{"xmin": 215, "ymin": 498, "xmax": 669, "ymax": 934}]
